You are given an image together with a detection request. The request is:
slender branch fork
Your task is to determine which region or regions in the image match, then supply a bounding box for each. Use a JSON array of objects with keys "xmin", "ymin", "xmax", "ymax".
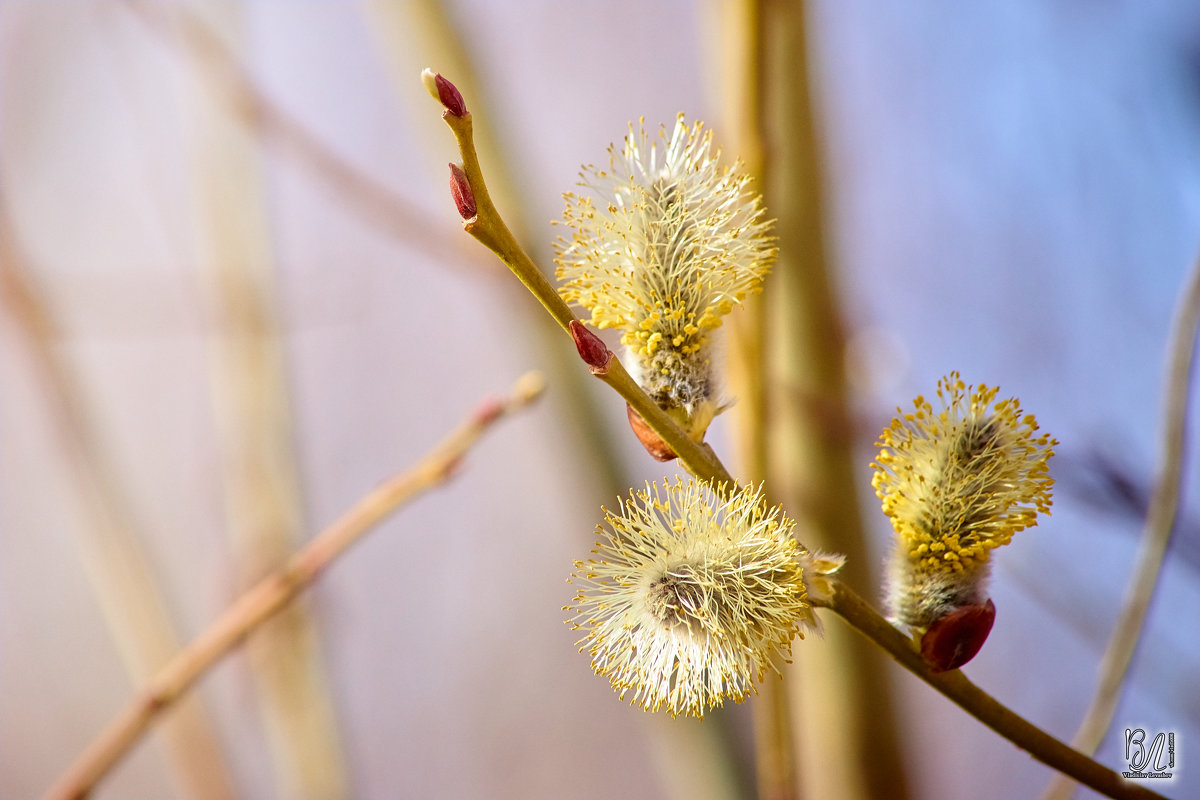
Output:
[
  {"xmin": 44, "ymin": 373, "xmax": 545, "ymax": 800},
  {"xmin": 429, "ymin": 75, "xmax": 1171, "ymax": 800}
]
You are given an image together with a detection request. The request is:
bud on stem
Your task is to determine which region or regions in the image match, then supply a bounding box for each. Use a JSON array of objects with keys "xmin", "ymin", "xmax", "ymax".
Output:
[
  {"xmin": 421, "ymin": 69, "xmax": 467, "ymax": 117},
  {"xmin": 626, "ymin": 404, "xmax": 677, "ymax": 462},
  {"xmin": 448, "ymin": 163, "xmax": 477, "ymax": 220},
  {"xmin": 919, "ymin": 598, "xmax": 996, "ymax": 672},
  {"xmin": 569, "ymin": 320, "xmax": 612, "ymax": 373}
]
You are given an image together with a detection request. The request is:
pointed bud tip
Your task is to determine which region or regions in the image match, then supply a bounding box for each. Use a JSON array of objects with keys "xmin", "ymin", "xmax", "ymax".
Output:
[
  {"xmin": 420, "ymin": 68, "xmax": 439, "ymax": 99},
  {"xmin": 448, "ymin": 162, "xmax": 477, "ymax": 220},
  {"xmin": 421, "ymin": 69, "xmax": 466, "ymax": 117},
  {"xmin": 626, "ymin": 404, "xmax": 677, "ymax": 462},
  {"xmin": 920, "ymin": 598, "xmax": 996, "ymax": 673},
  {"xmin": 569, "ymin": 320, "xmax": 612, "ymax": 373}
]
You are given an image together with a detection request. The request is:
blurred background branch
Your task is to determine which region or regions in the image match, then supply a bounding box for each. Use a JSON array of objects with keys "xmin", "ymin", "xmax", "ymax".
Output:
[
  {"xmin": 0, "ymin": 213, "xmax": 237, "ymax": 800},
  {"xmin": 46, "ymin": 373, "xmax": 546, "ymax": 800},
  {"xmin": 1044, "ymin": 249, "xmax": 1200, "ymax": 800},
  {"xmin": 728, "ymin": 2, "xmax": 911, "ymax": 797},
  {"xmin": 174, "ymin": 5, "xmax": 348, "ymax": 797}
]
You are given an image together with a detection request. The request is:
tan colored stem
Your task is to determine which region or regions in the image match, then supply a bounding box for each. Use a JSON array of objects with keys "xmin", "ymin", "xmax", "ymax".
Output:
[
  {"xmin": 1043, "ymin": 252, "xmax": 1200, "ymax": 800},
  {"xmin": 824, "ymin": 584, "xmax": 1169, "ymax": 800},
  {"xmin": 43, "ymin": 373, "xmax": 545, "ymax": 800},
  {"xmin": 750, "ymin": 677, "xmax": 796, "ymax": 800},
  {"xmin": 718, "ymin": 0, "xmax": 770, "ymax": 486},
  {"xmin": 179, "ymin": 6, "xmax": 347, "ymax": 797},
  {"xmin": 751, "ymin": 2, "xmax": 910, "ymax": 797},
  {"xmin": 374, "ymin": 0, "xmax": 636, "ymax": 506},
  {"xmin": 710, "ymin": 1, "xmax": 793, "ymax": 797}
]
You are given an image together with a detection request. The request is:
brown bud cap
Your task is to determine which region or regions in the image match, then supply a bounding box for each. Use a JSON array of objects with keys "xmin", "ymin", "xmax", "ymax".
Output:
[
  {"xmin": 920, "ymin": 598, "xmax": 996, "ymax": 672},
  {"xmin": 626, "ymin": 404, "xmax": 677, "ymax": 462},
  {"xmin": 569, "ymin": 320, "xmax": 612, "ymax": 373},
  {"xmin": 421, "ymin": 69, "xmax": 466, "ymax": 117},
  {"xmin": 448, "ymin": 163, "xmax": 477, "ymax": 220}
]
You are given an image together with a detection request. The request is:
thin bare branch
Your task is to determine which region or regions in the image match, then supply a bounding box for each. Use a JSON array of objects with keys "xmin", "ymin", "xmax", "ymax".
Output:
[
  {"xmin": 43, "ymin": 373, "xmax": 546, "ymax": 800},
  {"xmin": 179, "ymin": 5, "xmax": 348, "ymax": 794},
  {"xmin": 1, "ymin": 212, "xmax": 239, "ymax": 800},
  {"xmin": 123, "ymin": 0, "xmax": 487, "ymax": 271},
  {"xmin": 1043, "ymin": 251, "xmax": 1200, "ymax": 800}
]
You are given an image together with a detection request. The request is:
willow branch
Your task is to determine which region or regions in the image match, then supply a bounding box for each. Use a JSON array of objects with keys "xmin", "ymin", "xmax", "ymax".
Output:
[
  {"xmin": 822, "ymin": 583, "xmax": 1169, "ymax": 800},
  {"xmin": 424, "ymin": 74, "xmax": 1164, "ymax": 800},
  {"xmin": 1043, "ymin": 251, "xmax": 1200, "ymax": 800},
  {"xmin": 44, "ymin": 373, "xmax": 545, "ymax": 800},
  {"xmin": 435, "ymin": 100, "xmax": 733, "ymax": 487}
]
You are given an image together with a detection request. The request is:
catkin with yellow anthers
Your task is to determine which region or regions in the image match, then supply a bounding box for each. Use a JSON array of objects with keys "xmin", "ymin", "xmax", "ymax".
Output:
[
  {"xmin": 555, "ymin": 115, "xmax": 776, "ymax": 444},
  {"xmin": 564, "ymin": 478, "xmax": 841, "ymax": 718},
  {"xmin": 872, "ymin": 373, "xmax": 1057, "ymax": 630}
]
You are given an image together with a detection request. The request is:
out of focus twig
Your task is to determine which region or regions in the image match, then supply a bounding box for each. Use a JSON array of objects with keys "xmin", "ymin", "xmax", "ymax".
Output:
[
  {"xmin": 1043, "ymin": 251, "xmax": 1200, "ymax": 800},
  {"xmin": 178, "ymin": 4, "xmax": 348, "ymax": 795},
  {"xmin": 124, "ymin": 0, "xmax": 487, "ymax": 271},
  {"xmin": 710, "ymin": 2, "xmax": 795, "ymax": 797},
  {"xmin": 44, "ymin": 373, "xmax": 545, "ymax": 800},
  {"xmin": 724, "ymin": 1, "xmax": 911, "ymax": 797},
  {"xmin": 0, "ymin": 215, "xmax": 237, "ymax": 800}
]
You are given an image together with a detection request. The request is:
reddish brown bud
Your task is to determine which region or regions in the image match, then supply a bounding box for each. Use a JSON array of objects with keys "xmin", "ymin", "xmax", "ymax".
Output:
[
  {"xmin": 474, "ymin": 397, "xmax": 504, "ymax": 426},
  {"xmin": 448, "ymin": 163, "xmax": 477, "ymax": 219},
  {"xmin": 627, "ymin": 404, "xmax": 677, "ymax": 462},
  {"xmin": 569, "ymin": 320, "xmax": 612, "ymax": 373},
  {"xmin": 920, "ymin": 598, "xmax": 996, "ymax": 672},
  {"xmin": 432, "ymin": 72, "xmax": 466, "ymax": 117}
]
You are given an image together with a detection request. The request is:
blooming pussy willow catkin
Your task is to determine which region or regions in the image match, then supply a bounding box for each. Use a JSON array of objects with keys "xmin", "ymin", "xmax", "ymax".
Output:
[
  {"xmin": 555, "ymin": 115, "xmax": 775, "ymax": 443},
  {"xmin": 565, "ymin": 478, "xmax": 838, "ymax": 718},
  {"xmin": 872, "ymin": 373, "xmax": 1056, "ymax": 662}
]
